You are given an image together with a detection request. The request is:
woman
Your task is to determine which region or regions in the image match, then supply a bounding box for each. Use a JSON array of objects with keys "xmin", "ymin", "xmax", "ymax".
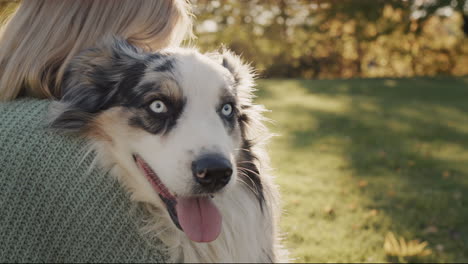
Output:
[{"xmin": 0, "ymin": 1, "xmax": 192, "ymax": 262}]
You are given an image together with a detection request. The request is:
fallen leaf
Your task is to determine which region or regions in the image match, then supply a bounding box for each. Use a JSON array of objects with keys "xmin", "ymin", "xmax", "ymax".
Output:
[
  {"xmin": 365, "ymin": 209, "xmax": 379, "ymax": 218},
  {"xmin": 378, "ymin": 151, "xmax": 387, "ymax": 158},
  {"xmin": 442, "ymin": 171, "xmax": 450, "ymax": 178},
  {"xmin": 408, "ymin": 160, "xmax": 415, "ymax": 166},
  {"xmin": 348, "ymin": 203, "xmax": 357, "ymax": 210},
  {"xmin": 387, "ymin": 190, "xmax": 396, "ymax": 197},
  {"xmin": 323, "ymin": 205, "xmax": 334, "ymax": 215},
  {"xmin": 384, "ymin": 232, "xmax": 432, "ymax": 258},
  {"xmin": 358, "ymin": 180, "xmax": 368, "ymax": 188}
]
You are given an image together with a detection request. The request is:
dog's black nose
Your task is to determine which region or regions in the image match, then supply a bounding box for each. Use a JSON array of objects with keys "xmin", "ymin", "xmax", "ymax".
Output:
[{"xmin": 192, "ymin": 154, "xmax": 232, "ymax": 193}]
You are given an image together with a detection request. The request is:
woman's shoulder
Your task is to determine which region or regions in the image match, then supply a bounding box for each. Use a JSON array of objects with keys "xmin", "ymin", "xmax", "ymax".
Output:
[
  {"xmin": 0, "ymin": 98, "xmax": 89, "ymax": 178},
  {"xmin": 0, "ymin": 98, "xmax": 167, "ymax": 263},
  {"xmin": 0, "ymin": 98, "xmax": 51, "ymax": 138}
]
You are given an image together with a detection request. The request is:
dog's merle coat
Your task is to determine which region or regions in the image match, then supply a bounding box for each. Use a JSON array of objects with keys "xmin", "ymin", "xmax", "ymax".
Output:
[{"xmin": 49, "ymin": 38, "xmax": 284, "ymax": 262}]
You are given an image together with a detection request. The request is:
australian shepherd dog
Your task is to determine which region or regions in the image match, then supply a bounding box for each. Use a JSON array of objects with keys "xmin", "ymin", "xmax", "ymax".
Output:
[{"xmin": 49, "ymin": 38, "xmax": 285, "ymax": 263}]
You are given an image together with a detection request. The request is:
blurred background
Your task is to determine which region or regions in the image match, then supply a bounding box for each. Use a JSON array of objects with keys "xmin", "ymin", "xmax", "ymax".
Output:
[
  {"xmin": 2, "ymin": 0, "xmax": 468, "ymax": 262},
  {"xmin": 192, "ymin": 0, "xmax": 468, "ymax": 79},
  {"xmin": 190, "ymin": 1, "xmax": 468, "ymax": 263}
]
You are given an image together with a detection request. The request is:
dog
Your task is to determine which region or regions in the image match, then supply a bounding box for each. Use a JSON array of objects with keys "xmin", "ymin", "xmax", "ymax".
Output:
[{"xmin": 49, "ymin": 38, "xmax": 285, "ymax": 263}]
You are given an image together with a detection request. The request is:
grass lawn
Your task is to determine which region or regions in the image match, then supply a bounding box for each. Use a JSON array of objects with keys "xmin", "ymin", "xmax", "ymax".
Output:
[{"xmin": 256, "ymin": 77, "xmax": 468, "ymax": 263}]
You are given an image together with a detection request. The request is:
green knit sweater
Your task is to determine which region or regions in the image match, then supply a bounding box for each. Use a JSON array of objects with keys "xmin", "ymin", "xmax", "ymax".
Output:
[{"xmin": 0, "ymin": 99, "xmax": 168, "ymax": 263}]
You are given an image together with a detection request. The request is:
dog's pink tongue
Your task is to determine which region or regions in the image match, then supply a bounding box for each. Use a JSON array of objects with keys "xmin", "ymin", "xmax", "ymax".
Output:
[{"xmin": 175, "ymin": 197, "xmax": 222, "ymax": 243}]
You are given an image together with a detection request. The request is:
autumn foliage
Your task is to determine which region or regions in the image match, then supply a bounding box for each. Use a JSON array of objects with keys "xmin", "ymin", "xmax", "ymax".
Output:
[{"xmin": 193, "ymin": 0, "xmax": 468, "ymax": 79}]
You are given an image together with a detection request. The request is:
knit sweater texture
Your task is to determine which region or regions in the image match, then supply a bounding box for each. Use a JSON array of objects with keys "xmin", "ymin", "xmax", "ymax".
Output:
[{"xmin": 0, "ymin": 98, "xmax": 168, "ymax": 263}]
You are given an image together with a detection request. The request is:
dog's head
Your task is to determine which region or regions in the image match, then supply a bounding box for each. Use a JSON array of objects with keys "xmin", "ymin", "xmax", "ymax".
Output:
[{"xmin": 49, "ymin": 38, "xmax": 265, "ymax": 243}]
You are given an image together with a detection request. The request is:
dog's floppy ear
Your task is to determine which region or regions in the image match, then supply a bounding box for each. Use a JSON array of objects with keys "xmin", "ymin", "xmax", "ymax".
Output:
[{"xmin": 49, "ymin": 37, "xmax": 147, "ymax": 133}]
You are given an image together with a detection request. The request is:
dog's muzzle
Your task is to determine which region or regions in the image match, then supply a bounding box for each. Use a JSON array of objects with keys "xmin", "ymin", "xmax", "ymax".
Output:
[
  {"xmin": 134, "ymin": 154, "xmax": 223, "ymax": 243},
  {"xmin": 192, "ymin": 154, "xmax": 232, "ymax": 193}
]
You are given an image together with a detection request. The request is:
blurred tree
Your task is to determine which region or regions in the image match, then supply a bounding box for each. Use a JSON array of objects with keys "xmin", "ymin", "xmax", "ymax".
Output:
[
  {"xmin": 191, "ymin": 0, "xmax": 468, "ymax": 79},
  {"xmin": 410, "ymin": 0, "xmax": 468, "ymax": 35}
]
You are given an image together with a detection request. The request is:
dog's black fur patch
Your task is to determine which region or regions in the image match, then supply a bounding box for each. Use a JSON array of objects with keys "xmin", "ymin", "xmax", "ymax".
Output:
[
  {"xmin": 50, "ymin": 38, "xmax": 185, "ymax": 136},
  {"xmin": 237, "ymin": 116, "xmax": 265, "ymax": 210},
  {"xmin": 220, "ymin": 52, "xmax": 265, "ymax": 210},
  {"xmin": 153, "ymin": 59, "xmax": 174, "ymax": 73},
  {"xmin": 222, "ymin": 57, "xmax": 241, "ymax": 87}
]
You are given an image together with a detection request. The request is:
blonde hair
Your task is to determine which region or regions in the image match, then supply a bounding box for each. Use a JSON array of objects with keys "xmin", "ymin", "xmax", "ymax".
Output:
[{"xmin": 0, "ymin": 0, "xmax": 193, "ymax": 101}]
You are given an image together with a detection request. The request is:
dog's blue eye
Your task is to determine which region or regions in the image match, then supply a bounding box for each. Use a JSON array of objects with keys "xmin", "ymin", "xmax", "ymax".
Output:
[
  {"xmin": 149, "ymin": 100, "xmax": 167, "ymax": 113},
  {"xmin": 221, "ymin": 103, "xmax": 233, "ymax": 117}
]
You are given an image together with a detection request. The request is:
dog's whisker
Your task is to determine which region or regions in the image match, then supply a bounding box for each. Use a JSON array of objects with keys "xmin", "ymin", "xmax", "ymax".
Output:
[
  {"xmin": 237, "ymin": 169, "xmax": 262, "ymax": 197},
  {"xmin": 237, "ymin": 171, "xmax": 261, "ymax": 189},
  {"xmin": 237, "ymin": 166, "xmax": 261, "ymax": 177},
  {"xmin": 237, "ymin": 170, "xmax": 260, "ymax": 193},
  {"xmin": 237, "ymin": 159, "xmax": 256, "ymax": 163},
  {"xmin": 235, "ymin": 148, "xmax": 256, "ymax": 153},
  {"xmin": 237, "ymin": 167, "xmax": 258, "ymax": 176},
  {"xmin": 237, "ymin": 176, "xmax": 259, "ymax": 195},
  {"xmin": 238, "ymin": 170, "xmax": 260, "ymax": 186},
  {"xmin": 237, "ymin": 160, "xmax": 258, "ymax": 166}
]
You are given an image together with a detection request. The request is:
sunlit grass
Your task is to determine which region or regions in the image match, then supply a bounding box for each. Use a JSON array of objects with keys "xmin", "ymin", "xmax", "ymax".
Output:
[{"xmin": 256, "ymin": 77, "xmax": 468, "ymax": 263}]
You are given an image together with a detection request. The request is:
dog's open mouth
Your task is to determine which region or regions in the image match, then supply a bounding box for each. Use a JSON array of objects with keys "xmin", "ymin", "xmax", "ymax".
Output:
[{"xmin": 133, "ymin": 154, "xmax": 222, "ymax": 243}]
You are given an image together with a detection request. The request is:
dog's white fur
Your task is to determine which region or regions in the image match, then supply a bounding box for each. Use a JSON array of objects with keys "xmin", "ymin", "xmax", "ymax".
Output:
[{"xmin": 50, "ymin": 42, "xmax": 286, "ymax": 263}]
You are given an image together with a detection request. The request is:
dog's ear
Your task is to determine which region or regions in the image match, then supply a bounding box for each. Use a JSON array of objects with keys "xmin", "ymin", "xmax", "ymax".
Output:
[
  {"xmin": 49, "ymin": 37, "xmax": 147, "ymax": 132},
  {"xmin": 216, "ymin": 48, "xmax": 256, "ymax": 95}
]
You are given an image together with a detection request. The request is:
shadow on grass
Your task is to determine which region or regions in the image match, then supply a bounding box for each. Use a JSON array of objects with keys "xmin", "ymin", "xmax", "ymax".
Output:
[{"xmin": 258, "ymin": 77, "xmax": 468, "ymax": 262}]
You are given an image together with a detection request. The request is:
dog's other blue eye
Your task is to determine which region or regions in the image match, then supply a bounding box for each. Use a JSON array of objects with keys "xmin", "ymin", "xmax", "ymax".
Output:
[
  {"xmin": 149, "ymin": 100, "xmax": 168, "ymax": 113},
  {"xmin": 221, "ymin": 103, "xmax": 233, "ymax": 117}
]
